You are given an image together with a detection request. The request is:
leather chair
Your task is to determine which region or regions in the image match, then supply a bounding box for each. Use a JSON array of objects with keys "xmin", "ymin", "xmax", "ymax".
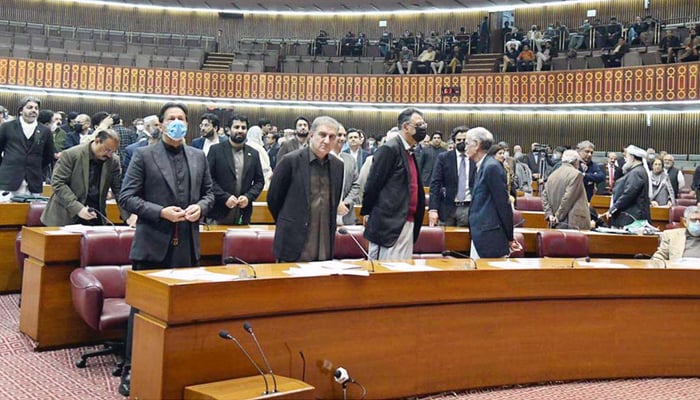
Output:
[
  {"xmin": 334, "ymin": 226, "xmax": 367, "ymax": 259},
  {"xmin": 667, "ymin": 205, "xmax": 687, "ymax": 230},
  {"xmin": 677, "ymin": 198, "xmax": 697, "ymax": 207},
  {"xmin": 413, "ymin": 226, "xmax": 445, "ymax": 259},
  {"xmin": 516, "ymin": 196, "xmax": 544, "ymax": 211},
  {"xmin": 222, "ymin": 229, "xmax": 275, "ymax": 264},
  {"xmin": 536, "ymin": 231, "xmax": 589, "ymax": 258},
  {"xmin": 513, "ymin": 210, "xmax": 525, "ymax": 227},
  {"xmin": 15, "ymin": 201, "xmax": 47, "ymax": 274},
  {"xmin": 70, "ymin": 230, "xmax": 133, "ymax": 375},
  {"xmin": 510, "ymin": 232, "xmax": 527, "ymax": 258}
]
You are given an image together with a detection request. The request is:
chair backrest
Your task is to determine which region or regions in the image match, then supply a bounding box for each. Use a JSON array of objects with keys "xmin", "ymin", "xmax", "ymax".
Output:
[
  {"xmin": 513, "ymin": 210, "xmax": 524, "ymax": 227},
  {"xmin": 669, "ymin": 205, "xmax": 687, "ymax": 223},
  {"xmin": 334, "ymin": 227, "xmax": 367, "ymax": 259},
  {"xmin": 677, "ymin": 198, "xmax": 697, "ymax": 207},
  {"xmin": 27, "ymin": 201, "xmax": 47, "ymax": 226},
  {"xmin": 510, "ymin": 232, "xmax": 526, "ymax": 258},
  {"xmin": 516, "ymin": 196, "xmax": 543, "ymax": 211},
  {"xmin": 83, "ymin": 265, "xmax": 130, "ymax": 299},
  {"xmin": 80, "ymin": 230, "xmax": 134, "ymax": 268},
  {"xmin": 413, "ymin": 227, "xmax": 445, "ymax": 258},
  {"xmin": 536, "ymin": 231, "xmax": 589, "ymax": 258},
  {"xmin": 222, "ymin": 230, "xmax": 275, "ymax": 264}
]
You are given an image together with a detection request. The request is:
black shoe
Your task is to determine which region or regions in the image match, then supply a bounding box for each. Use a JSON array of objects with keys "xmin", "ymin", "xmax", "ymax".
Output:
[{"xmin": 118, "ymin": 365, "xmax": 131, "ymax": 397}]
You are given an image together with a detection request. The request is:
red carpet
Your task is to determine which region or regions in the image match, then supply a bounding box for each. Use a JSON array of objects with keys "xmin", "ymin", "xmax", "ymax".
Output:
[{"xmin": 1, "ymin": 293, "xmax": 698, "ymax": 399}]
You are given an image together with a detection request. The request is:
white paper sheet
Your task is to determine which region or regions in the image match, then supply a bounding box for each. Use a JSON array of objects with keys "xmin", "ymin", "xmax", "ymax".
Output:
[
  {"xmin": 380, "ymin": 262, "xmax": 439, "ymax": 272},
  {"xmin": 60, "ymin": 224, "xmax": 133, "ymax": 234},
  {"xmin": 148, "ymin": 268, "xmax": 238, "ymax": 282}
]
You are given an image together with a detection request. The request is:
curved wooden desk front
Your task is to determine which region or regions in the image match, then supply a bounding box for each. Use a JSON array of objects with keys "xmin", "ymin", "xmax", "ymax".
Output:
[{"xmin": 128, "ymin": 259, "xmax": 700, "ymax": 400}]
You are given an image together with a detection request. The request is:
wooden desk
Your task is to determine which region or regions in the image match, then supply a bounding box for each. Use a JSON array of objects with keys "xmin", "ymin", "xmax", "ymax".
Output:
[
  {"xmin": 184, "ymin": 375, "xmax": 313, "ymax": 400},
  {"xmin": 128, "ymin": 259, "xmax": 700, "ymax": 399},
  {"xmin": 590, "ymin": 195, "xmax": 670, "ymax": 229},
  {"xmin": 443, "ymin": 227, "xmax": 659, "ymax": 256},
  {"xmin": 0, "ymin": 203, "xmax": 33, "ymax": 293},
  {"xmin": 18, "ymin": 225, "xmax": 250, "ymax": 349}
]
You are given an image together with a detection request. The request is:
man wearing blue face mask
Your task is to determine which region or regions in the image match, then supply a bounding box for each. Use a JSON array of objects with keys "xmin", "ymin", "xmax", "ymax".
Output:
[
  {"xmin": 652, "ymin": 206, "xmax": 700, "ymax": 261},
  {"xmin": 117, "ymin": 101, "xmax": 214, "ymax": 397}
]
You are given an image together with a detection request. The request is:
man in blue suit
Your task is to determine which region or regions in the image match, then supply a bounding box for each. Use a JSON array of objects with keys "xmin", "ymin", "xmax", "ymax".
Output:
[
  {"xmin": 428, "ymin": 126, "xmax": 477, "ymax": 227},
  {"xmin": 191, "ymin": 112, "xmax": 226, "ymax": 156},
  {"xmin": 467, "ymin": 127, "xmax": 522, "ymax": 258}
]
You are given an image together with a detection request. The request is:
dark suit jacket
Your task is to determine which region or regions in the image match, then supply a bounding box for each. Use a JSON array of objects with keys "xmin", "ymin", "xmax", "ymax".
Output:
[
  {"xmin": 207, "ymin": 142, "xmax": 264, "ymax": 224},
  {"xmin": 418, "ymin": 145, "xmax": 445, "ymax": 185},
  {"xmin": 0, "ymin": 119, "xmax": 54, "ymax": 193},
  {"xmin": 191, "ymin": 135, "xmax": 227, "ymax": 150},
  {"xmin": 609, "ymin": 163, "xmax": 650, "ymax": 227},
  {"xmin": 276, "ymin": 136, "xmax": 304, "ymax": 162},
  {"xmin": 119, "ymin": 141, "xmax": 215, "ymax": 264},
  {"xmin": 342, "ymin": 147, "xmax": 370, "ymax": 173},
  {"xmin": 469, "ymin": 155, "xmax": 514, "ymax": 258},
  {"xmin": 122, "ymin": 138, "xmax": 148, "ymax": 173},
  {"xmin": 361, "ymin": 136, "xmax": 425, "ymax": 247},
  {"xmin": 267, "ymin": 147, "xmax": 344, "ymax": 262},
  {"xmin": 64, "ymin": 131, "xmax": 89, "ymax": 150},
  {"xmin": 429, "ymin": 150, "xmax": 476, "ymax": 222},
  {"xmin": 41, "ymin": 142, "xmax": 126, "ymax": 226},
  {"xmin": 596, "ymin": 162, "xmax": 623, "ymax": 195}
]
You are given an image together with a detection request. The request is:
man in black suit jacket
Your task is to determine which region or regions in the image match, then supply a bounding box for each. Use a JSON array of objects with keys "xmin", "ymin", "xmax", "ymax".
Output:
[
  {"xmin": 428, "ymin": 126, "xmax": 476, "ymax": 227},
  {"xmin": 467, "ymin": 127, "xmax": 522, "ymax": 258},
  {"xmin": 597, "ymin": 151, "xmax": 623, "ymax": 195},
  {"xmin": 207, "ymin": 115, "xmax": 265, "ymax": 225},
  {"xmin": 276, "ymin": 116, "xmax": 310, "ymax": 161},
  {"xmin": 118, "ymin": 102, "xmax": 214, "ymax": 397},
  {"xmin": 191, "ymin": 112, "xmax": 227, "ymax": 156},
  {"xmin": 0, "ymin": 96, "xmax": 55, "ymax": 195},
  {"xmin": 267, "ymin": 116, "xmax": 344, "ymax": 262},
  {"xmin": 361, "ymin": 108, "xmax": 426, "ymax": 260}
]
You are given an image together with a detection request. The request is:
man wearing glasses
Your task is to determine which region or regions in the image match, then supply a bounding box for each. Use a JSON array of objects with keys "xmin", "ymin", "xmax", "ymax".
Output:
[
  {"xmin": 361, "ymin": 108, "xmax": 426, "ymax": 260},
  {"xmin": 652, "ymin": 206, "xmax": 700, "ymax": 261},
  {"xmin": 428, "ymin": 126, "xmax": 477, "ymax": 227},
  {"xmin": 41, "ymin": 129, "xmax": 131, "ymax": 226}
]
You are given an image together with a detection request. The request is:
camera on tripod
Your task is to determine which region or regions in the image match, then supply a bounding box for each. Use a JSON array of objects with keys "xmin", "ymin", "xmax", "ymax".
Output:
[{"xmin": 532, "ymin": 144, "xmax": 551, "ymax": 154}]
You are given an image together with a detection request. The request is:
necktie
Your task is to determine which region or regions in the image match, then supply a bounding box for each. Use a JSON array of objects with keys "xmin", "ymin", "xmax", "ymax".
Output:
[
  {"xmin": 609, "ymin": 164, "xmax": 614, "ymax": 189},
  {"xmin": 457, "ymin": 155, "xmax": 466, "ymax": 201}
]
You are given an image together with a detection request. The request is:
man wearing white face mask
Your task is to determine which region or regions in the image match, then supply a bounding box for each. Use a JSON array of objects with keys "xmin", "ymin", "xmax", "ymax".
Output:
[
  {"xmin": 118, "ymin": 102, "xmax": 215, "ymax": 397},
  {"xmin": 652, "ymin": 206, "xmax": 700, "ymax": 261}
]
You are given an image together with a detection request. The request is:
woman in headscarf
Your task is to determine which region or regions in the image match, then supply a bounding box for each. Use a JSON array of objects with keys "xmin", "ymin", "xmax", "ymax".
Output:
[
  {"xmin": 602, "ymin": 145, "xmax": 651, "ymax": 227},
  {"xmin": 649, "ymin": 158, "xmax": 676, "ymax": 207}
]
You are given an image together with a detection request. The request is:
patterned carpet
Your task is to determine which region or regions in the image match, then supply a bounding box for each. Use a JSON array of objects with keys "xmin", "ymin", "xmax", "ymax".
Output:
[{"xmin": 1, "ymin": 292, "xmax": 699, "ymax": 400}]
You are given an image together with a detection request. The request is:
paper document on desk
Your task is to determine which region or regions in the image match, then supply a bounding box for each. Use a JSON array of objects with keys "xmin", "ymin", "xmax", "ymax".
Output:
[
  {"xmin": 284, "ymin": 262, "xmax": 370, "ymax": 277},
  {"xmin": 578, "ymin": 261, "xmax": 630, "ymax": 268},
  {"xmin": 60, "ymin": 224, "xmax": 133, "ymax": 234},
  {"xmin": 671, "ymin": 258, "xmax": 700, "ymax": 269},
  {"xmin": 148, "ymin": 268, "xmax": 238, "ymax": 282},
  {"xmin": 487, "ymin": 259, "xmax": 541, "ymax": 269},
  {"xmin": 381, "ymin": 262, "xmax": 439, "ymax": 272}
]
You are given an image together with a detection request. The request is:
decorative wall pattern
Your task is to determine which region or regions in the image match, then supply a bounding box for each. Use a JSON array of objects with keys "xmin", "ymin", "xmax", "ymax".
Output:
[{"xmin": 0, "ymin": 58, "xmax": 698, "ymax": 105}]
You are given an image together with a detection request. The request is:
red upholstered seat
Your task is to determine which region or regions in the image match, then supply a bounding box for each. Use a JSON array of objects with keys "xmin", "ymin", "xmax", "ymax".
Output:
[
  {"xmin": 15, "ymin": 201, "xmax": 47, "ymax": 273},
  {"xmin": 677, "ymin": 198, "xmax": 697, "ymax": 207},
  {"xmin": 680, "ymin": 192, "xmax": 696, "ymax": 199},
  {"xmin": 334, "ymin": 226, "xmax": 367, "ymax": 259},
  {"xmin": 222, "ymin": 229, "xmax": 275, "ymax": 264},
  {"xmin": 510, "ymin": 232, "xmax": 526, "ymax": 258},
  {"xmin": 413, "ymin": 226, "xmax": 445, "ymax": 259},
  {"xmin": 516, "ymin": 196, "xmax": 544, "ymax": 211},
  {"xmin": 666, "ymin": 205, "xmax": 687, "ymax": 229},
  {"xmin": 513, "ymin": 210, "xmax": 524, "ymax": 227},
  {"xmin": 536, "ymin": 231, "xmax": 589, "ymax": 258},
  {"xmin": 80, "ymin": 230, "xmax": 134, "ymax": 267}
]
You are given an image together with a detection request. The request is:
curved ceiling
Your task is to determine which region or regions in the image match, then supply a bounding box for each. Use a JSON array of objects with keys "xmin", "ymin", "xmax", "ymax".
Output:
[{"xmin": 102, "ymin": 0, "xmax": 565, "ymax": 13}]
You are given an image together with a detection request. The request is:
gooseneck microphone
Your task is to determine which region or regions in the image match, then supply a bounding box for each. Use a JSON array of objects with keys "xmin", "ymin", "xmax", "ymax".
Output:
[
  {"xmin": 87, "ymin": 207, "xmax": 116, "ymax": 229},
  {"xmin": 338, "ymin": 227, "xmax": 375, "ymax": 273},
  {"xmin": 218, "ymin": 330, "xmax": 270, "ymax": 395},
  {"xmin": 223, "ymin": 256, "xmax": 258, "ymax": 278},
  {"xmin": 243, "ymin": 322, "xmax": 278, "ymax": 393},
  {"xmin": 441, "ymin": 250, "xmax": 477, "ymax": 270},
  {"xmin": 570, "ymin": 256, "xmax": 591, "ymax": 268}
]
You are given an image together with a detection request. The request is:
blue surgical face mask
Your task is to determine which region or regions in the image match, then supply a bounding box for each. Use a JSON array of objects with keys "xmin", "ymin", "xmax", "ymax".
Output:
[
  {"xmin": 687, "ymin": 221, "xmax": 700, "ymax": 237},
  {"xmin": 166, "ymin": 119, "xmax": 187, "ymax": 140}
]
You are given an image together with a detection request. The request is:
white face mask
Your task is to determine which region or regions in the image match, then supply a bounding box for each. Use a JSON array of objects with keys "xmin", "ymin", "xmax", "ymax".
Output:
[
  {"xmin": 50, "ymin": 122, "xmax": 59, "ymax": 132},
  {"xmin": 136, "ymin": 124, "xmax": 145, "ymax": 132}
]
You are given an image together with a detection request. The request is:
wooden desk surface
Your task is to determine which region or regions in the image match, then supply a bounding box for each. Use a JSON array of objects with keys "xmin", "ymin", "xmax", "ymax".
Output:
[
  {"xmin": 184, "ymin": 375, "xmax": 313, "ymax": 400},
  {"xmin": 128, "ymin": 259, "xmax": 700, "ymax": 400},
  {"xmin": 0, "ymin": 202, "xmax": 36, "ymax": 293}
]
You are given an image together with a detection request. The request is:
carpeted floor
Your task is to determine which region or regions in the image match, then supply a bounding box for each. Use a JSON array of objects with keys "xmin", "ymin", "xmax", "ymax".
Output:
[{"xmin": 1, "ymin": 292, "xmax": 699, "ymax": 400}]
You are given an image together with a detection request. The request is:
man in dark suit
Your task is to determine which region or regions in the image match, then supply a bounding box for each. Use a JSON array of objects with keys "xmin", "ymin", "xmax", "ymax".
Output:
[
  {"xmin": 577, "ymin": 140, "xmax": 605, "ymax": 201},
  {"xmin": 418, "ymin": 131, "xmax": 446, "ymax": 185},
  {"xmin": 121, "ymin": 115, "xmax": 159, "ymax": 174},
  {"xmin": 267, "ymin": 116, "xmax": 344, "ymax": 262},
  {"xmin": 361, "ymin": 108, "xmax": 426, "ymax": 260},
  {"xmin": 467, "ymin": 127, "xmax": 522, "ymax": 258},
  {"xmin": 191, "ymin": 112, "xmax": 226, "ymax": 156},
  {"xmin": 0, "ymin": 96, "xmax": 55, "ymax": 195},
  {"xmin": 597, "ymin": 151, "xmax": 623, "ymax": 195},
  {"xmin": 41, "ymin": 129, "xmax": 130, "ymax": 226},
  {"xmin": 343, "ymin": 128, "xmax": 370, "ymax": 174},
  {"xmin": 276, "ymin": 116, "xmax": 310, "ymax": 161},
  {"xmin": 333, "ymin": 124, "xmax": 361, "ymax": 226},
  {"xmin": 63, "ymin": 113, "xmax": 91, "ymax": 150},
  {"xmin": 117, "ymin": 102, "xmax": 214, "ymax": 397},
  {"xmin": 207, "ymin": 115, "xmax": 265, "ymax": 225},
  {"xmin": 428, "ymin": 126, "xmax": 476, "ymax": 227}
]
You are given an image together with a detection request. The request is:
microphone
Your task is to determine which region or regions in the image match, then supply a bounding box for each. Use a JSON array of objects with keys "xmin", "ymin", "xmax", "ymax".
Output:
[
  {"xmin": 334, "ymin": 366, "xmax": 353, "ymax": 385},
  {"xmin": 243, "ymin": 322, "xmax": 278, "ymax": 393},
  {"xmin": 513, "ymin": 218, "xmax": 526, "ymax": 228},
  {"xmin": 223, "ymin": 256, "xmax": 258, "ymax": 278},
  {"xmin": 338, "ymin": 227, "xmax": 375, "ymax": 273},
  {"xmin": 441, "ymin": 250, "xmax": 477, "ymax": 270},
  {"xmin": 218, "ymin": 330, "xmax": 270, "ymax": 395},
  {"xmin": 570, "ymin": 256, "xmax": 591, "ymax": 268},
  {"xmin": 87, "ymin": 207, "xmax": 116, "ymax": 229}
]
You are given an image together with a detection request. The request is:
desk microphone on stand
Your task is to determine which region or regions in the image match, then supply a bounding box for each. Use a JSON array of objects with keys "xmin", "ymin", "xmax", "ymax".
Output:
[
  {"xmin": 218, "ymin": 330, "xmax": 270, "ymax": 395},
  {"xmin": 243, "ymin": 322, "xmax": 278, "ymax": 393},
  {"xmin": 338, "ymin": 228, "xmax": 375, "ymax": 273},
  {"xmin": 441, "ymin": 250, "xmax": 477, "ymax": 269},
  {"xmin": 223, "ymin": 256, "xmax": 258, "ymax": 278}
]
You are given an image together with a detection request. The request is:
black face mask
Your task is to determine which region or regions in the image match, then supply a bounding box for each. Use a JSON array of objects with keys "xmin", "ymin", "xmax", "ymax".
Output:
[
  {"xmin": 413, "ymin": 126, "xmax": 427, "ymax": 143},
  {"xmin": 231, "ymin": 134, "xmax": 246, "ymax": 144},
  {"xmin": 455, "ymin": 142, "xmax": 466, "ymax": 153}
]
